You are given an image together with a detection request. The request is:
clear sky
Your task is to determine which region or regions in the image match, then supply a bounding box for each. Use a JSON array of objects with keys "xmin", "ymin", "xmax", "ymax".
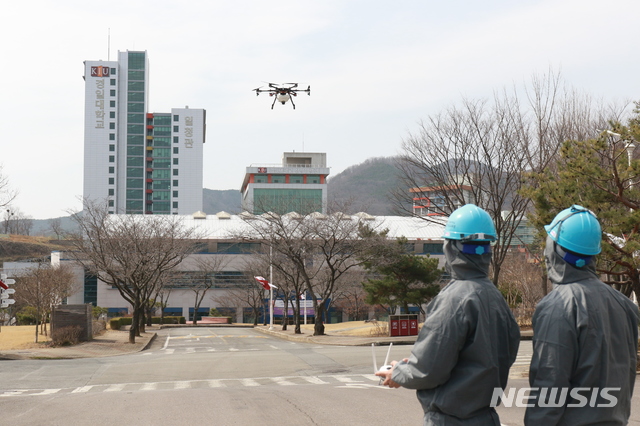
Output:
[{"xmin": 1, "ymin": 0, "xmax": 638, "ymax": 219}]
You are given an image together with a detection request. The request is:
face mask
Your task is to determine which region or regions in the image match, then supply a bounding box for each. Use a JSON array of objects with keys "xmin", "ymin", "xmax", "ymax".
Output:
[{"xmin": 455, "ymin": 241, "xmax": 491, "ymax": 255}]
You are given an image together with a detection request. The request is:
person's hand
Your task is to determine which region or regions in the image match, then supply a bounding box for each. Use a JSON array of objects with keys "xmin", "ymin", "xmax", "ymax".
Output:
[{"xmin": 375, "ymin": 359, "xmax": 408, "ymax": 388}]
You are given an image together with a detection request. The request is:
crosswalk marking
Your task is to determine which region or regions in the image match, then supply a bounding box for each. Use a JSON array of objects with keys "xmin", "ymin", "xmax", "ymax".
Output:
[
  {"xmin": 105, "ymin": 384, "xmax": 125, "ymax": 392},
  {"xmin": 2, "ymin": 371, "xmax": 533, "ymax": 398},
  {"xmin": 140, "ymin": 383, "xmax": 157, "ymax": 391}
]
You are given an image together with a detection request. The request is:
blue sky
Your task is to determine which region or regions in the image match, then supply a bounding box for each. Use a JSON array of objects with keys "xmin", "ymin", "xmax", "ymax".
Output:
[{"xmin": 1, "ymin": 0, "xmax": 639, "ymax": 219}]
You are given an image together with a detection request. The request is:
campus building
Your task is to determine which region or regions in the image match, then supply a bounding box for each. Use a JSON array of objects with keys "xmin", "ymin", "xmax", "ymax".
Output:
[
  {"xmin": 83, "ymin": 50, "xmax": 206, "ymax": 215},
  {"xmin": 3, "ymin": 213, "xmax": 446, "ymax": 323},
  {"xmin": 241, "ymin": 152, "xmax": 330, "ymax": 214}
]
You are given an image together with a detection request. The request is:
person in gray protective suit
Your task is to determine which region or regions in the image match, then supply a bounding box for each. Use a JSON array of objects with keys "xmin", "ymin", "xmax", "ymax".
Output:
[
  {"xmin": 377, "ymin": 204, "xmax": 520, "ymax": 425},
  {"xmin": 525, "ymin": 205, "xmax": 639, "ymax": 425}
]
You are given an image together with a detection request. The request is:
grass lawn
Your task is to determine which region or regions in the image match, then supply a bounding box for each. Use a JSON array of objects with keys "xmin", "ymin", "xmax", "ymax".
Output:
[{"xmin": 0, "ymin": 325, "xmax": 51, "ymax": 350}]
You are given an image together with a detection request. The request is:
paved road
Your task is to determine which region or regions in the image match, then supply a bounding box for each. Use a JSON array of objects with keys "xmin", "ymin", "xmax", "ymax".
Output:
[{"xmin": 0, "ymin": 328, "xmax": 638, "ymax": 426}]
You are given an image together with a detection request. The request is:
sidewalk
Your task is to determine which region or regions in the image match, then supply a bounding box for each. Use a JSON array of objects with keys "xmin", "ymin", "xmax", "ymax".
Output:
[{"xmin": 0, "ymin": 327, "xmax": 159, "ymax": 360}]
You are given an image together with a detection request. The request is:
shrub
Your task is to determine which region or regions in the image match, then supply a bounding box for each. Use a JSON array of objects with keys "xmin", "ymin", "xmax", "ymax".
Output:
[
  {"xmin": 16, "ymin": 307, "xmax": 38, "ymax": 325},
  {"xmin": 51, "ymin": 325, "xmax": 83, "ymax": 346}
]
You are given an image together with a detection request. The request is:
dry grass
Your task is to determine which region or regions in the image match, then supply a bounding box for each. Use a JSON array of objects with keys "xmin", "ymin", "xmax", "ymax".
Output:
[{"xmin": 0, "ymin": 325, "xmax": 51, "ymax": 350}]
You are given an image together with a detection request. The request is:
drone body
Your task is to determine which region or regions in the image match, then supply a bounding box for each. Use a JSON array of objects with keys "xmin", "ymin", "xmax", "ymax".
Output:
[{"xmin": 253, "ymin": 83, "xmax": 310, "ymax": 109}]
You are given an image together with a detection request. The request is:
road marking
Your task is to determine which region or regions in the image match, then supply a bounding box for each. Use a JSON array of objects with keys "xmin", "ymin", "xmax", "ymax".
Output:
[
  {"xmin": 105, "ymin": 384, "xmax": 126, "ymax": 392},
  {"xmin": 186, "ymin": 348, "xmax": 196, "ymax": 353},
  {"xmin": 301, "ymin": 377, "xmax": 329, "ymax": 385},
  {"xmin": 271, "ymin": 377, "xmax": 295, "ymax": 386},
  {"xmin": 0, "ymin": 374, "xmax": 403, "ymax": 397},
  {"xmin": 141, "ymin": 383, "xmax": 157, "ymax": 391}
]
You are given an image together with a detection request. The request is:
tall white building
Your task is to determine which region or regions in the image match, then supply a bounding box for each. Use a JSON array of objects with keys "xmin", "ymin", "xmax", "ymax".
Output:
[{"xmin": 83, "ymin": 50, "xmax": 205, "ymax": 214}]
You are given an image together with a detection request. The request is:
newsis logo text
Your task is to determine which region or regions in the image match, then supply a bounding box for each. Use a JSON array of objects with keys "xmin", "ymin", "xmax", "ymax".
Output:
[{"xmin": 491, "ymin": 387, "xmax": 621, "ymax": 408}]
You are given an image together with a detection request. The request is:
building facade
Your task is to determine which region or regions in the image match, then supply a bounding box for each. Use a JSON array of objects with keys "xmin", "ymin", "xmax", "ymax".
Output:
[
  {"xmin": 241, "ymin": 152, "xmax": 329, "ymax": 214},
  {"xmin": 3, "ymin": 213, "xmax": 446, "ymax": 323},
  {"xmin": 83, "ymin": 50, "xmax": 205, "ymax": 215}
]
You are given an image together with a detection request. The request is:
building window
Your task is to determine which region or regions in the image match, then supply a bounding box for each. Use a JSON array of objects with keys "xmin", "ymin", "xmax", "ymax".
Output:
[
  {"xmin": 173, "ymin": 191, "xmax": 178, "ymax": 197},
  {"xmin": 110, "ymin": 100, "xmax": 116, "ymax": 108},
  {"xmin": 108, "ymin": 200, "xmax": 114, "ymax": 207},
  {"xmin": 173, "ymin": 169, "xmax": 178, "ymax": 176},
  {"xmin": 109, "ymin": 144, "xmax": 115, "ymax": 152},
  {"xmin": 109, "ymin": 133, "xmax": 115, "ymax": 141},
  {"xmin": 173, "ymin": 180, "xmax": 178, "ymax": 187},
  {"xmin": 173, "ymin": 126, "xmax": 179, "ymax": 132},
  {"xmin": 110, "ymin": 79, "xmax": 116, "ymax": 86},
  {"xmin": 109, "ymin": 122, "xmax": 115, "ymax": 129},
  {"xmin": 108, "ymin": 189, "xmax": 114, "ymax": 196},
  {"xmin": 291, "ymin": 176, "xmax": 303, "ymax": 184},
  {"xmin": 173, "ymin": 136, "xmax": 179, "ymax": 143},
  {"xmin": 272, "ymin": 175, "xmax": 285, "ymax": 183},
  {"xmin": 109, "ymin": 166, "xmax": 114, "ymax": 173},
  {"xmin": 110, "ymin": 68, "xmax": 116, "ymax": 75},
  {"xmin": 173, "ymin": 158, "xmax": 178, "ymax": 165},
  {"xmin": 173, "ymin": 147, "xmax": 179, "ymax": 154},
  {"xmin": 173, "ymin": 115, "xmax": 179, "ymax": 122},
  {"xmin": 109, "ymin": 155, "xmax": 115, "ymax": 163},
  {"xmin": 307, "ymin": 175, "xmax": 320, "ymax": 184},
  {"xmin": 173, "ymin": 202, "xmax": 178, "ymax": 208},
  {"xmin": 254, "ymin": 175, "xmax": 267, "ymax": 183},
  {"xmin": 109, "ymin": 178, "xmax": 114, "ymax": 185},
  {"xmin": 110, "ymin": 89, "xmax": 116, "ymax": 96},
  {"xmin": 110, "ymin": 111, "xmax": 115, "ymax": 119}
]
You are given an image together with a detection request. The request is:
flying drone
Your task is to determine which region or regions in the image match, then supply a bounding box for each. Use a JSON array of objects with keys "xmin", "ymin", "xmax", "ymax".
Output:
[{"xmin": 253, "ymin": 83, "xmax": 311, "ymax": 109}]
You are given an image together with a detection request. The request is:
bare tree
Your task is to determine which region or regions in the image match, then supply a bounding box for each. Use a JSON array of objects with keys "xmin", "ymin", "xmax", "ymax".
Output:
[
  {"xmin": 68, "ymin": 200, "xmax": 199, "ymax": 343},
  {"xmin": 240, "ymin": 209, "xmax": 389, "ymax": 336},
  {"xmin": 14, "ymin": 260, "xmax": 77, "ymax": 342},
  {"xmin": 0, "ymin": 166, "xmax": 17, "ymax": 210},
  {"xmin": 186, "ymin": 255, "xmax": 230, "ymax": 325},
  {"xmin": 394, "ymin": 70, "xmax": 619, "ymax": 284},
  {"xmin": 2, "ymin": 207, "xmax": 33, "ymax": 235},
  {"xmin": 50, "ymin": 218, "xmax": 64, "ymax": 240},
  {"xmin": 213, "ymin": 283, "xmax": 264, "ymax": 326}
]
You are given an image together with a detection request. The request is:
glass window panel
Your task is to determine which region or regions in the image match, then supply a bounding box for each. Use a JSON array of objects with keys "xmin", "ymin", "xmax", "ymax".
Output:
[
  {"xmin": 152, "ymin": 191, "xmax": 170, "ymax": 201},
  {"xmin": 152, "ymin": 138, "xmax": 169, "ymax": 146},
  {"xmin": 127, "ymin": 167, "xmax": 143, "ymax": 178},
  {"xmin": 153, "ymin": 202, "xmax": 170, "ymax": 212},
  {"xmin": 255, "ymin": 175, "xmax": 267, "ymax": 183},
  {"xmin": 127, "ymin": 124, "xmax": 144, "ymax": 134},
  {"xmin": 127, "ymin": 178, "xmax": 143, "ymax": 188},
  {"xmin": 127, "ymin": 146, "xmax": 144, "ymax": 156},
  {"xmin": 127, "ymin": 102, "xmax": 144, "ymax": 113},
  {"xmin": 173, "ymin": 180, "xmax": 178, "ymax": 187},
  {"xmin": 153, "ymin": 116, "xmax": 171, "ymax": 125},
  {"xmin": 152, "ymin": 159, "xmax": 171, "ymax": 169},
  {"xmin": 128, "ymin": 81, "xmax": 145, "ymax": 91},
  {"xmin": 128, "ymin": 70, "xmax": 145, "ymax": 80},
  {"xmin": 307, "ymin": 175, "xmax": 320, "ymax": 184},
  {"xmin": 152, "ymin": 148, "xmax": 171, "ymax": 158},
  {"xmin": 126, "ymin": 200, "xmax": 144, "ymax": 211},
  {"xmin": 127, "ymin": 134, "xmax": 144, "ymax": 144},
  {"xmin": 253, "ymin": 188, "xmax": 322, "ymax": 215},
  {"xmin": 154, "ymin": 126, "xmax": 171, "ymax": 136},
  {"xmin": 128, "ymin": 52, "xmax": 146, "ymax": 70},
  {"xmin": 173, "ymin": 115, "xmax": 179, "ymax": 122},
  {"xmin": 126, "ymin": 189, "xmax": 143, "ymax": 199},
  {"xmin": 152, "ymin": 169, "xmax": 170, "ymax": 179},
  {"xmin": 127, "ymin": 156, "xmax": 143, "ymax": 167},
  {"xmin": 272, "ymin": 175, "xmax": 285, "ymax": 183},
  {"xmin": 127, "ymin": 113, "xmax": 144, "ymax": 123},
  {"xmin": 152, "ymin": 180, "xmax": 170, "ymax": 190},
  {"xmin": 128, "ymin": 91, "xmax": 144, "ymax": 102}
]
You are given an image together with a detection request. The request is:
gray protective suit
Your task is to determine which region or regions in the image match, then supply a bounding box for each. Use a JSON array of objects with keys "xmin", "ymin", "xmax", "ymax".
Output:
[
  {"xmin": 525, "ymin": 237, "xmax": 639, "ymax": 425},
  {"xmin": 391, "ymin": 240, "xmax": 520, "ymax": 425}
]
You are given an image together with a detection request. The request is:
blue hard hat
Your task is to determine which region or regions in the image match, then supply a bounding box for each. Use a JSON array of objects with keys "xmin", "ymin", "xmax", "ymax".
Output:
[
  {"xmin": 443, "ymin": 204, "xmax": 497, "ymax": 242},
  {"xmin": 544, "ymin": 205, "xmax": 602, "ymax": 255}
]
